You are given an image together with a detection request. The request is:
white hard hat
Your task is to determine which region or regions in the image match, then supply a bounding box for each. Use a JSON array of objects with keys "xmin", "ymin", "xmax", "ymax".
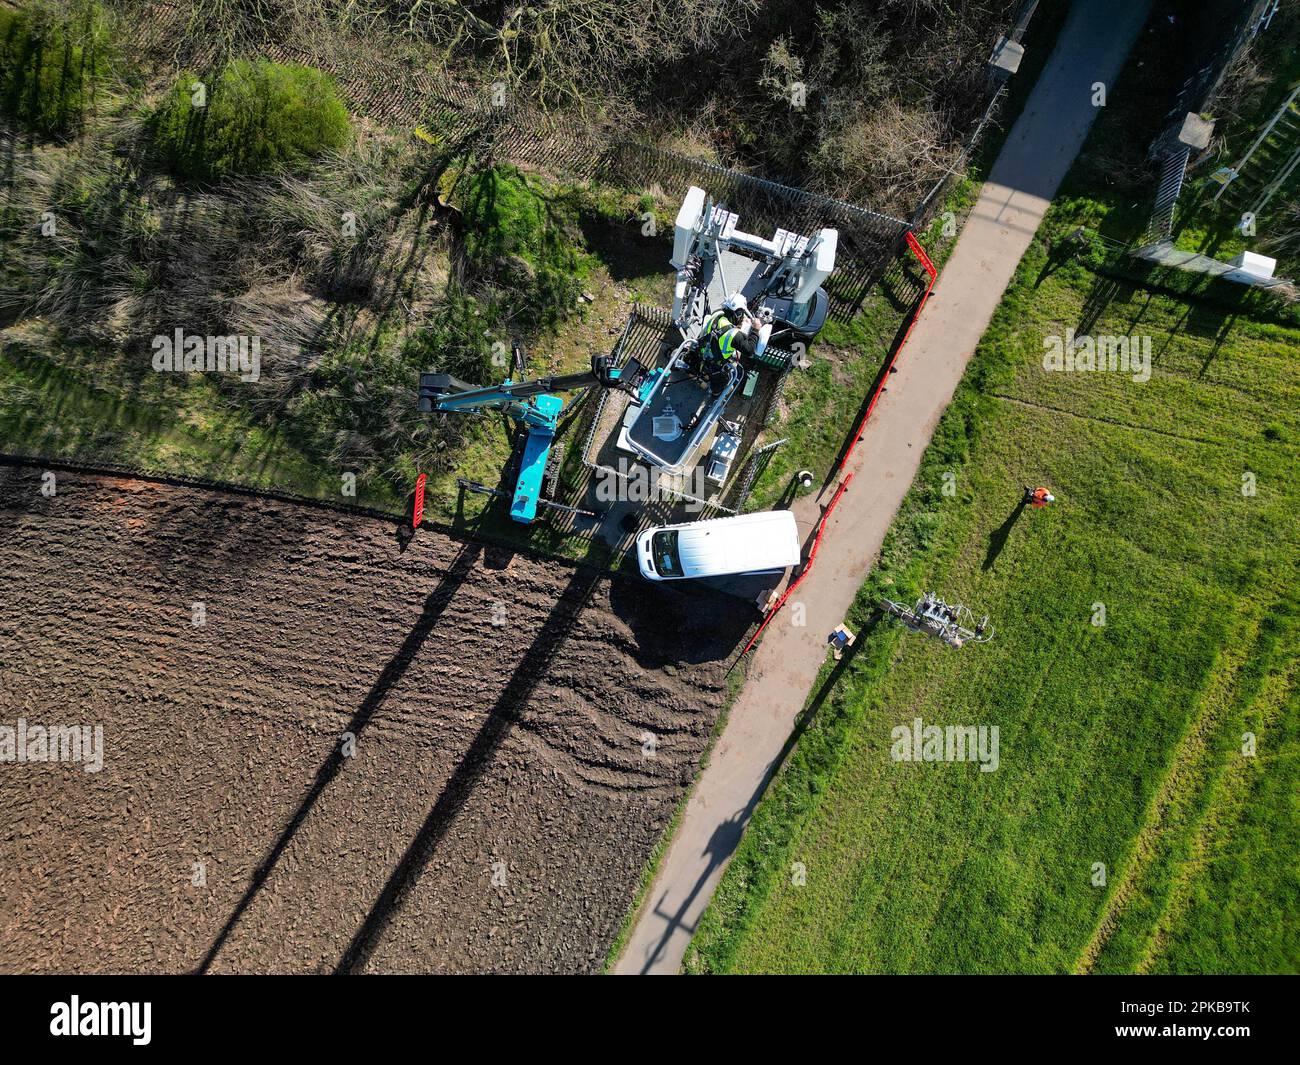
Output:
[{"xmin": 722, "ymin": 293, "xmax": 748, "ymax": 315}]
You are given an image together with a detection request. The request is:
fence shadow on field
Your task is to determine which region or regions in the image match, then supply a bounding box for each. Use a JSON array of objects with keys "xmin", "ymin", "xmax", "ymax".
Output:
[
  {"xmin": 1077, "ymin": 265, "xmax": 1245, "ymax": 378},
  {"xmin": 1076, "ymin": 271, "xmax": 1125, "ymax": 337},
  {"xmin": 193, "ymin": 538, "xmax": 484, "ymax": 974}
]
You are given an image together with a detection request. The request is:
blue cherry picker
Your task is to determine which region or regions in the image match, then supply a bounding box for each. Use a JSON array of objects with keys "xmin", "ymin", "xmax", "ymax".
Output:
[{"xmin": 418, "ymin": 343, "xmax": 649, "ymax": 523}]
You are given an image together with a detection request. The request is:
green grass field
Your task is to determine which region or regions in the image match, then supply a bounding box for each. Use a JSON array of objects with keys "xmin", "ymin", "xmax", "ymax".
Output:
[
  {"xmin": 686, "ymin": 3, "xmax": 1300, "ymax": 976},
  {"xmin": 687, "ymin": 218, "xmax": 1300, "ymax": 974},
  {"xmin": 0, "ymin": 327, "xmax": 351, "ymax": 497}
]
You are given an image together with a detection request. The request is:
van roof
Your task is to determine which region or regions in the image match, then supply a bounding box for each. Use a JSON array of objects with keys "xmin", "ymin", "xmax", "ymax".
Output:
[{"xmin": 670, "ymin": 510, "xmax": 801, "ymax": 577}]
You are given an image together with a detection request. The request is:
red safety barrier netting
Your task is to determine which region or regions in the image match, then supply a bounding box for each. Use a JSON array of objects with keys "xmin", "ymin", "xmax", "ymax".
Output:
[
  {"xmin": 740, "ymin": 231, "xmax": 938, "ymax": 657},
  {"xmin": 740, "ymin": 474, "xmax": 852, "ymax": 656},
  {"xmin": 412, "ymin": 473, "xmax": 427, "ymax": 529}
]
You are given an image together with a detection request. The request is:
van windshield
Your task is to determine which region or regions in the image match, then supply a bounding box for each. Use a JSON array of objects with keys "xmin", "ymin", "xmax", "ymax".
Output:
[{"xmin": 651, "ymin": 530, "xmax": 684, "ymax": 577}]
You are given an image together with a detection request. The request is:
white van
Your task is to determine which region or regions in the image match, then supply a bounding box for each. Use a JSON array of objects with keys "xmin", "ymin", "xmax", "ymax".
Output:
[{"xmin": 637, "ymin": 510, "xmax": 802, "ymax": 581}]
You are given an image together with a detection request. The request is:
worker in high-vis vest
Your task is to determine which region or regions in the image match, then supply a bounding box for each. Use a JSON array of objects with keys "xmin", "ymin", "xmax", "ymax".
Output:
[
  {"xmin": 1023, "ymin": 485, "xmax": 1055, "ymax": 509},
  {"xmin": 689, "ymin": 293, "xmax": 759, "ymax": 395}
]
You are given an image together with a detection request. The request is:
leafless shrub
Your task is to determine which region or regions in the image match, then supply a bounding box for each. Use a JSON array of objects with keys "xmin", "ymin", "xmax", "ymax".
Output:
[
  {"xmin": 1204, "ymin": 44, "xmax": 1271, "ymax": 142},
  {"xmin": 341, "ymin": 0, "xmax": 759, "ymax": 105},
  {"xmin": 813, "ymin": 97, "xmax": 963, "ymax": 212}
]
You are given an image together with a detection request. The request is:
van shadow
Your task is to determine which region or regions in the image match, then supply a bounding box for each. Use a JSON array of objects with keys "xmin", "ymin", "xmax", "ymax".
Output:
[{"xmin": 608, "ymin": 575, "xmax": 753, "ymax": 668}]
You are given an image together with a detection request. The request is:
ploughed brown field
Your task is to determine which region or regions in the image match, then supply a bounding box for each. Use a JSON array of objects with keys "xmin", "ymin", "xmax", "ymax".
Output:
[{"xmin": 0, "ymin": 465, "xmax": 745, "ymax": 973}]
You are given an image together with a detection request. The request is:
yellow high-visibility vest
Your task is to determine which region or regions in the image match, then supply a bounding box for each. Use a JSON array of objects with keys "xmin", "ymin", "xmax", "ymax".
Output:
[{"xmin": 701, "ymin": 311, "xmax": 738, "ymax": 360}]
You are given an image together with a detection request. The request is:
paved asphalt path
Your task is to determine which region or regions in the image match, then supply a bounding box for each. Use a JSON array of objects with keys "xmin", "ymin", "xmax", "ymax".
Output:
[{"xmin": 614, "ymin": 0, "xmax": 1156, "ymax": 975}]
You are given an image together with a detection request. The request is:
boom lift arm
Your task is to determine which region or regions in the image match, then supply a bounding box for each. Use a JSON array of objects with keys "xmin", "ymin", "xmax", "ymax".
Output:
[
  {"xmin": 419, "ymin": 352, "xmax": 642, "ymax": 419},
  {"xmin": 417, "ymin": 346, "xmax": 648, "ymax": 524}
]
